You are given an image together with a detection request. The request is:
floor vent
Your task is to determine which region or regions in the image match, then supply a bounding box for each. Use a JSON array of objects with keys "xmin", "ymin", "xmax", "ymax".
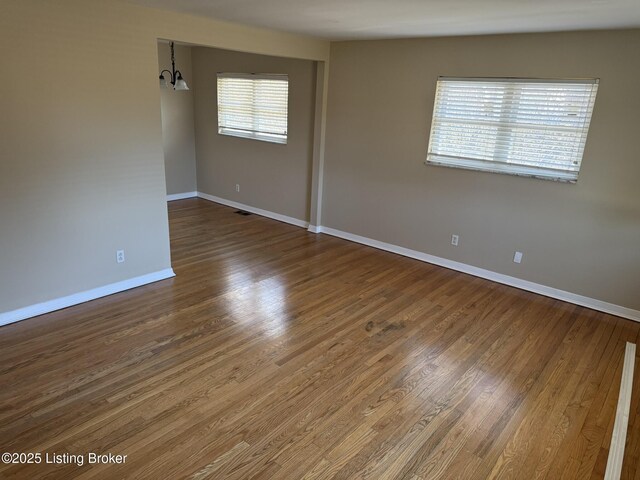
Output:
[{"xmin": 235, "ymin": 210, "xmax": 252, "ymax": 216}]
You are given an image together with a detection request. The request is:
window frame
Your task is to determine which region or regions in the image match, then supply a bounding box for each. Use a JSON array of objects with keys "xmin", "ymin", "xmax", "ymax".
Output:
[
  {"xmin": 216, "ymin": 72, "xmax": 289, "ymax": 145},
  {"xmin": 425, "ymin": 76, "xmax": 599, "ymax": 183}
]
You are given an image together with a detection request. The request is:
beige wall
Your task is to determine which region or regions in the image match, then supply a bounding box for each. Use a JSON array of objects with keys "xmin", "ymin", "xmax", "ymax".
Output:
[
  {"xmin": 158, "ymin": 42, "xmax": 197, "ymax": 195},
  {"xmin": 192, "ymin": 48, "xmax": 317, "ymax": 222},
  {"xmin": 323, "ymin": 30, "xmax": 640, "ymax": 310},
  {"xmin": 0, "ymin": 0, "xmax": 328, "ymax": 316},
  {"xmin": 3, "ymin": 0, "xmax": 636, "ymax": 319}
]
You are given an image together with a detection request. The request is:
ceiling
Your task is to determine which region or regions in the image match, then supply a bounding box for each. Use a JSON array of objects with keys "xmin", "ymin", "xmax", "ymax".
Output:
[{"xmin": 130, "ymin": 0, "xmax": 640, "ymax": 40}]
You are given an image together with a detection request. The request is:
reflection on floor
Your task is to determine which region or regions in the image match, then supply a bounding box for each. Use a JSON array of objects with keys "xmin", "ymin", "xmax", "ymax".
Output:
[{"xmin": 1, "ymin": 198, "xmax": 639, "ymax": 479}]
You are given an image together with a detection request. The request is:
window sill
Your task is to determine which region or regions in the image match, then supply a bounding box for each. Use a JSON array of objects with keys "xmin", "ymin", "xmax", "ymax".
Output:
[
  {"xmin": 425, "ymin": 158, "xmax": 578, "ymax": 183},
  {"xmin": 218, "ymin": 128, "xmax": 287, "ymax": 145}
]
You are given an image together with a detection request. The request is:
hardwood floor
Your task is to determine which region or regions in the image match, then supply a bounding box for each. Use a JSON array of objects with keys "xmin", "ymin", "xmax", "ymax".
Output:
[{"xmin": 1, "ymin": 198, "xmax": 638, "ymax": 479}]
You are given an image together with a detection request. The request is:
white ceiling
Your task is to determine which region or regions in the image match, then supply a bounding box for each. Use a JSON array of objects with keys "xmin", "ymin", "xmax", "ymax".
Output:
[{"xmin": 130, "ymin": 0, "xmax": 640, "ymax": 40}]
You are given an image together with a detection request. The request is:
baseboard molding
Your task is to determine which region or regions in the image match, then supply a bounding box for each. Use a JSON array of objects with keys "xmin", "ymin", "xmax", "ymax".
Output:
[
  {"xmin": 307, "ymin": 225, "xmax": 323, "ymax": 234},
  {"xmin": 197, "ymin": 192, "xmax": 309, "ymax": 229},
  {"xmin": 0, "ymin": 268, "xmax": 176, "ymax": 328},
  {"xmin": 167, "ymin": 191, "xmax": 197, "ymax": 201},
  {"xmin": 605, "ymin": 342, "xmax": 636, "ymax": 480},
  {"xmin": 320, "ymin": 226, "xmax": 640, "ymax": 323}
]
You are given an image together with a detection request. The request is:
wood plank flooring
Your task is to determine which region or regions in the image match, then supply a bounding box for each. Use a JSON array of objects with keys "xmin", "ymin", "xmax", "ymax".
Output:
[{"xmin": 0, "ymin": 198, "xmax": 638, "ymax": 479}]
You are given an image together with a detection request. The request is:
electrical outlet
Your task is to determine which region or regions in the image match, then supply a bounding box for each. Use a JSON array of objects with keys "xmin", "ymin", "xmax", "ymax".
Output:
[
  {"xmin": 235, "ymin": 184, "xmax": 240, "ymax": 193},
  {"xmin": 451, "ymin": 234, "xmax": 459, "ymax": 246},
  {"xmin": 513, "ymin": 251, "xmax": 523, "ymax": 264},
  {"xmin": 116, "ymin": 250, "xmax": 125, "ymax": 264}
]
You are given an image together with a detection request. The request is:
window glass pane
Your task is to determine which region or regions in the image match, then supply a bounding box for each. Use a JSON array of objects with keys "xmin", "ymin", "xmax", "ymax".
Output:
[
  {"xmin": 426, "ymin": 78, "xmax": 598, "ymax": 182},
  {"xmin": 217, "ymin": 74, "xmax": 289, "ymax": 144}
]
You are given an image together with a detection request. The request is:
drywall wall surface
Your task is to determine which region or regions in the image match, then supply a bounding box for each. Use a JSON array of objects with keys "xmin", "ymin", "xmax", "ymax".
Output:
[
  {"xmin": 158, "ymin": 42, "xmax": 197, "ymax": 195},
  {"xmin": 192, "ymin": 47, "xmax": 316, "ymax": 222},
  {"xmin": 0, "ymin": 0, "xmax": 328, "ymax": 315},
  {"xmin": 323, "ymin": 30, "xmax": 640, "ymax": 310}
]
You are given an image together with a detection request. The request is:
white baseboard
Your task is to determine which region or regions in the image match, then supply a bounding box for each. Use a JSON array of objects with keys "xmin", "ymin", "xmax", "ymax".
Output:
[
  {"xmin": 320, "ymin": 226, "xmax": 640, "ymax": 323},
  {"xmin": 605, "ymin": 342, "xmax": 636, "ymax": 479},
  {"xmin": 197, "ymin": 192, "xmax": 309, "ymax": 229},
  {"xmin": 604, "ymin": 342, "xmax": 636, "ymax": 480},
  {"xmin": 0, "ymin": 268, "xmax": 176, "ymax": 328},
  {"xmin": 307, "ymin": 225, "xmax": 323, "ymax": 234},
  {"xmin": 167, "ymin": 191, "xmax": 197, "ymax": 201}
]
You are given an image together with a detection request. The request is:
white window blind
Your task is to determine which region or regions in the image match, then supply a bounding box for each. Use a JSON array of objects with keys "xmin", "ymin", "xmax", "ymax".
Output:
[
  {"xmin": 217, "ymin": 73, "xmax": 289, "ymax": 144},
  {"xmin": 426, "ymin": 77, "xmax": 598, "ymax": 182}
]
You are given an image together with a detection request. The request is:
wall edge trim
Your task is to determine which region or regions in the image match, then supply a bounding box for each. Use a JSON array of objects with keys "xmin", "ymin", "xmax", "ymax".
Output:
[
  {"xmin": 0, "ymin": 268, "xmax": 176, "ymax": 328},
  {"xmin": 167, "ymin": 191, "xmax": 198, "ymax": 201},
  {"xmin": 604, "ymin": 342, "xmax": 636, "ymax": 479},
  {"xmin": 320, "ymin": 226, "xmax": 640, "ymax": 322},
  {"xmin": 197, "ymin": 192, "xmax": 309, "ymax": 228}
]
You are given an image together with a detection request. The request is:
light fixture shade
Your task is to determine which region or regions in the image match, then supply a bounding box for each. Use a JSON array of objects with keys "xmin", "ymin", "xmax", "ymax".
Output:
[
  {"xmin": 174, "ymin": 75, "xmax": 189, "ymax": 91},
  {"xmin": 159, "ymin": 75, "xmax": 169, "ymax": 89}
]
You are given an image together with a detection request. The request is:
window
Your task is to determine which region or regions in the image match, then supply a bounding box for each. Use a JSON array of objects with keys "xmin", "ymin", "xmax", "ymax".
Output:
[
  {"xmin": 426, "ymin": 77, "xmax": 598, "ymax": 182},
  {"xmin": 217, "ymin": 73, "xmax": 288, "ymax": 144}
]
